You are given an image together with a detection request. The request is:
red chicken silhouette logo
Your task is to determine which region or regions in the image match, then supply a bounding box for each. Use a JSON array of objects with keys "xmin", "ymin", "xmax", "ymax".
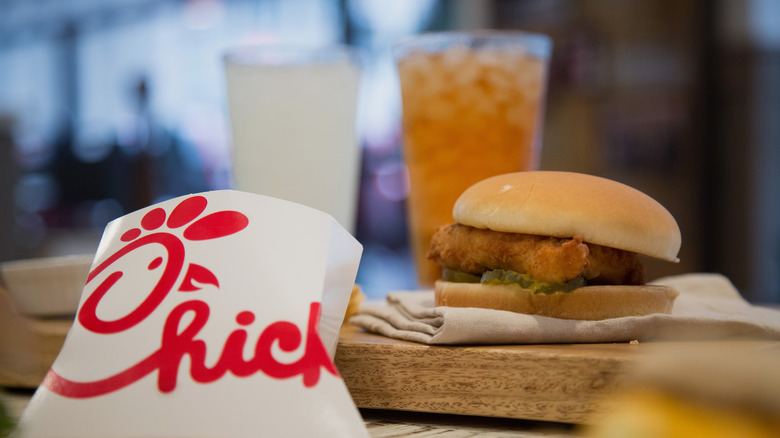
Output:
[
  {"xmin": 79, "ymin": 195, "xmax": 249, "ymax": 334},
  {"xmin": 121, "ymin": 194, "xmax": 249, "ymax": 292}
]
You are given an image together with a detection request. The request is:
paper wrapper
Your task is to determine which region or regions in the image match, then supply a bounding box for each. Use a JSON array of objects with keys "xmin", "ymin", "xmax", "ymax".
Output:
[
  {"xmin": 350, "ymin": 273, "xmax": 780, "ymax": 344},
  {"xmin": 17, "ymin": 190, "xmax": 369, "ymax": 438}
]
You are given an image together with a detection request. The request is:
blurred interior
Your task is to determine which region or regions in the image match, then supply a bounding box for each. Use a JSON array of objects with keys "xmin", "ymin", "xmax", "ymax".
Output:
[{"xmin": 0, "ymin": 0, "xmax": 778, "ymax": 304}]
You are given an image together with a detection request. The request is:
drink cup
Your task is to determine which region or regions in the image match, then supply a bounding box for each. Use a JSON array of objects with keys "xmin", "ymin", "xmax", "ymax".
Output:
[
  {"xmin": 395, "ymin": 31, "xmax": 552, "ymax": 286},
  {"xmin": 224, "ymin": 45, "xmax": 361, "ymax": 233}
]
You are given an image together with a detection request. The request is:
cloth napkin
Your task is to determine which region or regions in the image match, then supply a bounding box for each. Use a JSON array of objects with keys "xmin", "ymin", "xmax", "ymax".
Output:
[{"xmin": 349, "ymin": 273, "xmax": 780, "ymax": 344}]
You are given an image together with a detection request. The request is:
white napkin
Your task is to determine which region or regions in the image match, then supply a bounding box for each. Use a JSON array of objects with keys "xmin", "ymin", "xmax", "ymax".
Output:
[{"xmin": 349, "ymin": 273, "xmax": 780, "ymax": 344}]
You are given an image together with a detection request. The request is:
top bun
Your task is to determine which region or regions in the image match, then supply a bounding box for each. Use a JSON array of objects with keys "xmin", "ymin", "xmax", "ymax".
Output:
[{"xmin": 453, "ymin": 171, "xmax": 681, "ymax": 262}]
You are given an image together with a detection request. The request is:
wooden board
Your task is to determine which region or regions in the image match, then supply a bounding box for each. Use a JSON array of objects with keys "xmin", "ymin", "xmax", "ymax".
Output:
[
  {"xmin": 334, "ymin": 324, "xmax": 780, "ymax": 424},
  {"xmin": 334, "ymin": 325, "xmax": 638, "ymax": 424}
]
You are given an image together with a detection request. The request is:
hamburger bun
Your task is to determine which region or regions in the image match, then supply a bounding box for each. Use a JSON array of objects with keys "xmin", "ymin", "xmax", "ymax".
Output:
[
  {"xmin": 435, "ymin": 280, "xmax": 678, "ymax": 320},
  {"xmin": 433, "ymin": 171, "xmax": 682, "ymax": 319},
  {"xmin": 453, "ymin": 171, "xmax": 681, "ymax": 262}
]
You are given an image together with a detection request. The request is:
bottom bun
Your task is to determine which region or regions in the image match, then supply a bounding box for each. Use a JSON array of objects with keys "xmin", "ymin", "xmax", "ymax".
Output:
[{"xmin": 434, "ymin": 280, "xmax": 679, "ymax": 320}]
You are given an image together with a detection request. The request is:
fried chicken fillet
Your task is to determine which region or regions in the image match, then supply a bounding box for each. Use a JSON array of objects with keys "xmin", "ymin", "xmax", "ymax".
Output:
[{"xmin": 427, "ymin": 223, "xmax": 646, "ymax": 286}]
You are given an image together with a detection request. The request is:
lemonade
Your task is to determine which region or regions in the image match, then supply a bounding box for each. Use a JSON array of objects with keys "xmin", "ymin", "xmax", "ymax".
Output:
[
  {"xmin": 397, "ymin": 33, "xmax": 551, "ymax": 286},
  {"xmin": 224, "ymin": 47, "xmax": 361, "ymax": 233}
]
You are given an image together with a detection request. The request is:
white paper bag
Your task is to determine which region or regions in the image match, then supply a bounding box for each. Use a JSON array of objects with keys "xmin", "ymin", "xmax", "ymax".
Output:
[{"xmin": 16, "ymin": 190, "xmax": 369, "ymax": 438}]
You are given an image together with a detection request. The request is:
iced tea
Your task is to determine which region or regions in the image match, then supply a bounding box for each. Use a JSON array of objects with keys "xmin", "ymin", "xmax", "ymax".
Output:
[{"xmin": 396, "ymin": 32, "xmax": 551, "ymax": 286}]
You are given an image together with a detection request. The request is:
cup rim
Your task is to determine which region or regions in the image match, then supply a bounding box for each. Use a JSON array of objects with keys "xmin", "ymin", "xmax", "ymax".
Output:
[
  {"xmin": 394, "ymin": 30, "xmax": 553, "ymax": 59},
  {"xmin": 223, "ymin": 44, "xmax": 357, "ymax": 66}
]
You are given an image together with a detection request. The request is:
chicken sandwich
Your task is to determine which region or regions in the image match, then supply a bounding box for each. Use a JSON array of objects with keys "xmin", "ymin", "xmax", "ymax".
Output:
[{"xmin": 427, "ymin": 171, "xmax": 681, "ymax": 320}]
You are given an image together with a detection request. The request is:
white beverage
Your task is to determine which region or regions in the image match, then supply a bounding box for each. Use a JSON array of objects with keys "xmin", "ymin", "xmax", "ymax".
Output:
[{"xmin": 224, "ymin": 47, "xmax": 361, "ymax": 233}]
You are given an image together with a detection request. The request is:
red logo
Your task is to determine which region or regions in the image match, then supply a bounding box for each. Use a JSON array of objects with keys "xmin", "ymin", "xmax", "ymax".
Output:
[{"xmin": 42, "ymin": 195, "xmax": 338, "ymax": 398}]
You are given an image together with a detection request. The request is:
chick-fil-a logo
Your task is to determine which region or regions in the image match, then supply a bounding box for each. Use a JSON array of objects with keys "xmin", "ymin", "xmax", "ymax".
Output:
[{"xmin": 42, "ymin": 195, "xmax": 338, "ymax": 399}]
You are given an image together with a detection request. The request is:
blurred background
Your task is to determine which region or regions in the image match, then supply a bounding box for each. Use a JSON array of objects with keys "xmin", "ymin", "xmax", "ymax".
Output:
[{"xmin": 0, "ymin": 0, "xmax": 778, "ymax": 304}]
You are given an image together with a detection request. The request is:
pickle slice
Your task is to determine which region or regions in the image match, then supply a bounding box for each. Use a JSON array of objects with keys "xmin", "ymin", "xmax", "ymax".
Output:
[
  {"xmin": 481, "ymin": 269, "xmax": 530, "ymax": 286},
  {"xmin": 533, "ymin": 276, "xmax": 586, "ymax": 294},
  {"xmin": 442, "ymin": 268, "xmax": 482, "ymax": 283},
  {"xmin": 480, "ymin": 269, "xmax": 585, "ymax": 295}
]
